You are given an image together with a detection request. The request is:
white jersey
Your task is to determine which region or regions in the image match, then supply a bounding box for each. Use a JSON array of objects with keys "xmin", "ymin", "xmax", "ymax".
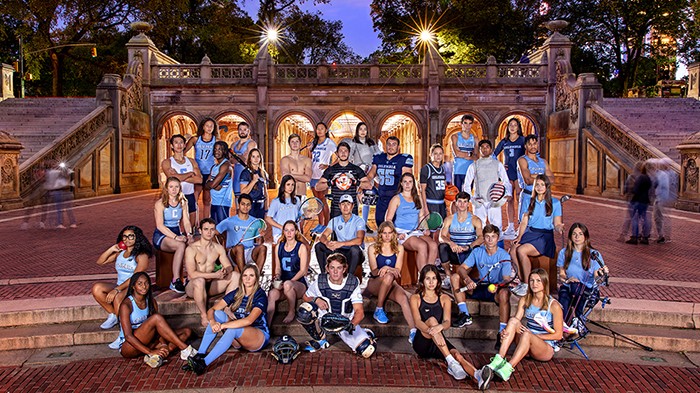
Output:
[
  {"xmin": 170, "ymin": 156, "xmax": 195, "ymax": 194},
  {"xmin": 311, "ymin": 138, "xmax": 337, "ymax": 180},
  {"xmin": 464, "ymin": 157, "xmax": 511, "ymax": 208}
]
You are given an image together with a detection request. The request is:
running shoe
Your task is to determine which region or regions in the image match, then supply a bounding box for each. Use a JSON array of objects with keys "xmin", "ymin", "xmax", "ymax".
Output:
[
  {"xmin": 453, "ymin": 312, "xmax": 473, "ymax": 327},
  {"xmin": 180, "ymin": 345, "xmax": 197, "ymax": 360},
  {"xmin": 511, "ymin": 283, "xmax": 528, "ymax": 297},
  {"xmin": 373, "ymin": 308, "xmax": 389, "ymax": 324},
  {"xmin": 100, "ymin": 313, "xmax": 118, "ymax": 330},
  {"xmin": 144, "ymin": 354, "xmax": 163, "ymax": 369},
  {"xmin": 170, "ymin": 279, "xmax": 186, "ymax": 293},
  {"xmin": 186, "ymin": 354, "xmax": 206, "ymax": 375},
  {"xmin": 494, "ymin": 360, "xmax": 514, "ymax": 381},
  {"xmin": 639, "ymin": 237, "xmax": 649, "ymax": 245},
  {"xmin": 446, "ymin": 358, "xmax": 468, "ymax": 380},
  {"xmin": 562, "ymin": 321, "xmax": 579, "ymax": 335},
  {"xmin": 304, "ymin": 339, "xmax": 329, "ymax": 352},
  {"xmin": 474, "ymin": 365, "xmax": 493, "ymax": 391},
  {"xmin": 408, "ymin": 329, "xmax": 417, "ymax": 345},
  {"xmin": 502, "ymin": 227, "xmax": 517, "ymax": 240},
  {"xmin": 107, "ymin": 336, "xmax": 124, "ymax": 350},
  {"xmin": 487, "ymin": 353, "xmax": 507, "ymax": 372},
  {"xmin": 441, "ymin": 276, "xmax": 452, "ymax": 290}
]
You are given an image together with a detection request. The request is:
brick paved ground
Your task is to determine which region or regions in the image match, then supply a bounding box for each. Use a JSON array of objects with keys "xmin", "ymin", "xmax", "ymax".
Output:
[
  {"xmin": 1, "ymin": 191, "xmax": 699, "ymax": 302},
  {"xmin": 1, "ymin": 350, "xmax": 698, "ymax": 392}
]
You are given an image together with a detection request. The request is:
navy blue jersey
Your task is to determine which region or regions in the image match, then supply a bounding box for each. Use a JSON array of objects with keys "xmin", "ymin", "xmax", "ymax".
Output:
[
  {"xmin": 278, "ymin": 241, "xmax": 303, "ymax": 281},
  {"xmin": 494, "ymin": 136, "xmax": 525, "ymax": 181},
  {"xmin": 240, "ymin": 168, "xmax": 266, "ymax": 201},
  {"xmin": 223, "ymin": 288, "xmax": 269, "ymax": 334},
  {"xmin": 372, "ymin": 153, "xmax": 414, "ymax": 197}
]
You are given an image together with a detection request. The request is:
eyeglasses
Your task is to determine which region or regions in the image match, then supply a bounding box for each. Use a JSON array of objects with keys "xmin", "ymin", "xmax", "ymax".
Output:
[{"xmin": 122, "ymin": 234, "xmax": 136, "ymax": 240}]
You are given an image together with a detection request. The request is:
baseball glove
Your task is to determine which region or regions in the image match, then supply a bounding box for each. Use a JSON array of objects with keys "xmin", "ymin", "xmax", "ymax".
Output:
[{"xmin": 320, "ymin": 313, "xmax": 353, "ymax": 334}]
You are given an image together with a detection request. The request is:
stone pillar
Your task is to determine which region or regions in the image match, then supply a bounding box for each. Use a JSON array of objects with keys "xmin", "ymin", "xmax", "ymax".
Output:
[
  {"xmin": 688, "ymin": 63, "xmax": 699, "ymax": 100},
  {"xmin": 254, "ymin": 47, "xmax": 272, "ymax": 186},
  {"xmin": 96, "ymin": 74, "xmax": 125, "ymax": 194},
  {"xmin": 676, "ymin": 132, "xmax": 700, "ymax": 212},
  {"xmin": 1, "ymin": 64, "xmax": 14, "ymax": 101},
  {"xmin": 0, "ymin": 132, "xmax": 23, "ymax": 210},
  {"xmin": 425, "ymin": 42, "xmax": 443, "ymax": 165}
]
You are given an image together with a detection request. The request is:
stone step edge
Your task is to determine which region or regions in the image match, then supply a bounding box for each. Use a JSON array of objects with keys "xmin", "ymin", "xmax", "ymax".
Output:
[
  {"xmin": 0, "ymin": 294, "xmax": 697, "ymax": 330},
  {"xmin": 1, "ymin": 316, "xmax": 698, "ymax": 354}
]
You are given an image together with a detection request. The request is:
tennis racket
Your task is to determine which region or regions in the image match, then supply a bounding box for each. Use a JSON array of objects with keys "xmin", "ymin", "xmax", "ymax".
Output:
[
  {"xmin": 298, "ymin": 197, "xmax": 324, "ymax": 221},
  {"xmin": 234, "ymin": 218, "xmax": 267, "ymax": 246},
  {"xmin": 457, "ymin": 259, "xmax": 518, "ymax": 293},
  {"xmin": 534, "ymin": 311, "xmax": 579, "ymax": 335},
  {"xmin": 413, "ymin": 211, "xmax": 444, "ymax": 232}
]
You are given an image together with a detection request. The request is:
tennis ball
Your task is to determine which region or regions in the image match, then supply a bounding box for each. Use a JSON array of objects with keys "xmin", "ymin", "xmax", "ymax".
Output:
[{"xmin": 488, "ymin": 284, "xmax": 497, "ymax": 293}]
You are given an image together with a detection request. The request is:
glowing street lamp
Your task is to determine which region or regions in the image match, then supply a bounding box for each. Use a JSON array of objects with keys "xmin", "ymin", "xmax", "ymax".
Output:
[
  {"xmin": 419, "ymin": 29, "xmax": 434, "ymax": 43},
  {"xmin": 264, "ymin": 28, "xmax": 279, "ymax": 44}
]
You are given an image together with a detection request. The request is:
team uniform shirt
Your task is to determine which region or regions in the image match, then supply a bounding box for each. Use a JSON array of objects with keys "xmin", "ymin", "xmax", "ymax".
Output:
[
  {"xmin": 372, "ymin": 153, "xmax": 414, "ymax": 198},
  {"xmin": 152, "ymin": 202, "xmax": 184, "ymax": 248},
  {"xmin": 375, "ymin": 253, "xmax": 397, "ymax": 269},
  {"xmin": 494, "ymin": 136, "xmax": 525, "ymax": 181},
  {"xmin": 327, "ymin": 214, "xmax": 365, "ymax": 242},
  {"xmin": 194, "ymin": 136, "xmax": 216, "ymax": 175},
  {"xmin": 232, "ymin": 139, "xmax": 254, "ymax": 194},
  {"xmin": 115, "ymin": 251, "xmax": 138, "ymax": 285},
  {"xmin": 525, "ymin": 297, "xmax": 559, "ymax": 349},
  {"xmin": 464, "ymin": 246, "xmax": 512, "ymax": 284},
  {"xmin": 448, "ymin": 213, "xmax": 477, "ymax": 246},
  {"xmin": 222, "ymin": 287, "xmax": 269, "ymax": 335},
  {"xmin": 556, "ymin": 248, "xmax": 604, "ymax": 288},
  {"xmin": 305, "ymin": 274, "xmax": 363, "ymax": 319},
  {"xmin": 239, "ymin": 168, "xmax": 266, "ymax": 203},
  {"xmin": 118, "ymin": 296, "xmax": 150, "ymax": 344},
  {"xmin": 311, "ymin": 138, "xmax": 337, "ymax": 180},
  {"xmin": 278, "ymin": 241, "xmax": 306, "ymax": 282},
  {"xmin": 420, "ymin": 163, "xmax": 447, "ymax": 205},
  {"xmin": 169, "ymin": 157, "xmax": 195, "ymax": 195},
  {"xmin": 322, "ymin": 162, "xmax": 366, "ymax": 217},
  {"xmin": 209, "ymin": 159, "xmax": 233, "ymax": 208},
  {"xmin": 453, "ymin": 133, "xmax": 475, "ymax": 175},
  {"xmin": 393, "ymin": 194, "xmax": 420, "ymax": 231},
  {"xmin": 216, "ymin": 214, "xmax": 257, "ymax": 249},
  {"xmin": 527, "ymin": 198, "xmax": 562, "ymax": 230},
  {"xmin": 517, "ymin": 155, "xmax": 547, "ymax": 194},
  {"xmin": 267, "ymin": 197, "xmax": 302, "ymax": 240}
]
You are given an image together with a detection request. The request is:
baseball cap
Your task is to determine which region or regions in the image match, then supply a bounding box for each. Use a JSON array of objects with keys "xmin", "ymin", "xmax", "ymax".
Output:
[{"xmin": 339, "ymin": 194, "xmax": 354, "ymax": 204}]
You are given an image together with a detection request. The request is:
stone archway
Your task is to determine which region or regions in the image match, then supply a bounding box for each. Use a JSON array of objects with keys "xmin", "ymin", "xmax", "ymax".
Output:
[
  {"xmin": 328, "ymin": 111, "xmax": 366, "ymax": 144},
  {"xmin": 442, "ymin": 112, "xmax": 486, "ymax": 163},
  {"xmin": 379, "ymin": 113, "xmax": 421, "ymax": 162},
  {"xmin": 157, "ymin": 113, "xmax": 198, "ymax": 184},
  {"xmin": 273, "ymin": 112, "xmax": 315, "ymax": 183}
]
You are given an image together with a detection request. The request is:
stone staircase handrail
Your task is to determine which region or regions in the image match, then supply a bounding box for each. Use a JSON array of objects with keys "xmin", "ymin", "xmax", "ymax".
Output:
[
  {"xmin": 588, "ymin": 103, "xmax": 681, "ymax": 174},
  {"xmin": 18, "ymin": 105, "xmax": 112, "ymax": 195}
]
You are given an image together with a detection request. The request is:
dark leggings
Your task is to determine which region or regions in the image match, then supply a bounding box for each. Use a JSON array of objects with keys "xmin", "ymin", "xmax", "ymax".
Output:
[
  {"xmin": 438, "ymin": 243, "xmax": 469, "ymax": 265},
  {"xmin": 412, "ymin": 332, "xmax": 455, "ymax": 360}
]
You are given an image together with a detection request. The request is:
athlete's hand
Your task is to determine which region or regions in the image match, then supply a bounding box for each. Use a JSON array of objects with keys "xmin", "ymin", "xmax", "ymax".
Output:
[
  {"xmin": 211, "ymin": 321, "xmax": 222, "ymax": 333},
  {"xmin": 106, "ymin": 289, "xmax": 119, "ymax": 303},
  {"xmin": 428, "ymin": 323, "xmax": 444, "ymax": 336},
  {"xmin": 315, "ymin": 298, "xmax": 329, "ymax": 310},
  {"xmin": 151, "ymin": 346, "xmax": 169, "ymax": 358},
  {"xmin": 327, "ymin": 241, "xmax": 339, "ymax": 250},
  {"xmin": 398, "ymin": 233, "xmax": 407, "ymax": 241},
  {"xmin": 465, "ymin": 279, "xmax": 477, "ymax": 291},
  {"xmin": 111, "ymin": 244, "xmax": 122, "ymax": 253},
  {"xmin": 252, "ymin": 173, "xmax": 260, "ymax": 183},
  {"xmin": 450, "ymin": 242, "xmax": 461, "ymax": 253}
]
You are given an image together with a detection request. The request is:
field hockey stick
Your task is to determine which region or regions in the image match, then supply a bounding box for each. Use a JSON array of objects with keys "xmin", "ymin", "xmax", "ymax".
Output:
[
  {"xmin": 558, "ymin": 194, "xmax": 572, "ymax": 245},
  {"xmin": 457, "ymin": 259, "xmax": 517, "ymax": 293}
]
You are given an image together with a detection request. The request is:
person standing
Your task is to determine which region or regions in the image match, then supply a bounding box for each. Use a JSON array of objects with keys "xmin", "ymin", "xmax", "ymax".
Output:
[
  {"xmin": 279, "ymin": 133, "xmax": 312, "ymax": 197},
  {"xmin": 309, "ymin": 122, "xmax": 337, "ymax": 226},
  {"xmin": 516, "ymin": 135, "xmax": 553, "ymax": 221},
  {"xmin": 205, "ymin": 141, "xmax": 233, "ymax": 225},
  {"xmin": 494, "ymin": 118, "xmax": 525, "ymax": 238},
  {"xmin": 231, "ymin": 122, "xmax": 258, "ymax": 199},
  {"xmin": 185, "ymin": 118, "xmax": 218, "ymax": 220},
  {"xmin": 420, "ymin": 144, "xmax": 448, "ymax": 219},
  {"xmin": 161, "ymin": 134, "xmax": 202, "ymax": 227},
  {"xmin": 367, "ymin": 136, "xmax": 414, "ymax": 227},
  {"xmin": 451, "ymin": 115, "xmax": 477, "ymax": 191},
  {"xmin": 346, "ymin": 122, "xmax": 383, "ymax": 233},
  {"xmin": 626, "ymin": 162, "xmax": 653, "ymax": 245},
  {"xmin": 315, "ymin": 141, "xmax": 369, "ymax": 219}
]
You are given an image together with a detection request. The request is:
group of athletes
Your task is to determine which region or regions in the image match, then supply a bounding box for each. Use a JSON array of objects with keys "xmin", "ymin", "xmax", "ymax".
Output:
[{"xmin": 89, "ymin": 115, "xmax": 610, "ymax": 389}]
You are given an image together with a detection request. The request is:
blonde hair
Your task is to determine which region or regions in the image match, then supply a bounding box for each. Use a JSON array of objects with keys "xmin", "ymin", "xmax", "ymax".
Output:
[
  {"xmin": 161, "ymin": 177, "xmax": 187, "ymax": 208},
  {"xmin": 373, "ymin": 221, "xmax": 399, "ymax": 256},
  {"xmin": 229, "ymin": 264, "xmax": 261, "ymax": 314},
  {"xmin": 524, "ymin": 268, "xmax": 551, "ymax": 311}
]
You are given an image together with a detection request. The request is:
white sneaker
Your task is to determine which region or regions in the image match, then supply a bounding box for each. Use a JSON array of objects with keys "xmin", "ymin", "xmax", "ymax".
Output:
[
  {"xmin": 442, "ymin": 276, "xmax": 452, "ymax": 290},
  {"xmin": 108, "ymin": 336, "xmax": 124, "ymax": 350},
  {"xmin": 502, "ymin": 227, "xmax": 517, "ymax": 240},
  {"xmin": 511, "ymin": 283, "xmax": 528, "ymax": 297},
  {"xmin": 180, "ymin": 345, "xmax": 198, "ymax": 360},
  {"xmin": 144, "ymin": 354, "xmax": 163, "ymax": 368},
  {"xmin": 100, "ymin": 313, "xmax": 118, "ymax": 329},
  {"xmin": 446, "ymin": 358, "xmax": 468, "ymax": 380}
]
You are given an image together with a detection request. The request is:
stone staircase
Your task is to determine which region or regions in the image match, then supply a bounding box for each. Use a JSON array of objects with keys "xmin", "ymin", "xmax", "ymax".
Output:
[
  {"xmin": 600, "ymin": 98, "xmax": 700, "ymax": 164},
  {"xmin": 1, "ymin": 290, "xmax": 698, "ymax": 355},
  {"xmin": 0, "ymin": 98, "xmax": 98, "ymax": 164}
]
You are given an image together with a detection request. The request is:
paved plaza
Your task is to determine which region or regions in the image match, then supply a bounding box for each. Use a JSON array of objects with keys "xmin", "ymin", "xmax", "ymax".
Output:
[{"xmin": 0, "ymin": 191, "xmax": 699, "ymax": 392}]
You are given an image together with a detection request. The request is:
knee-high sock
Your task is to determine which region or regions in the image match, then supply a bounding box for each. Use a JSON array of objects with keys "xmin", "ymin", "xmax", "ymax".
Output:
[
  {"xmin": 204, "ymin": 326, "xmax": 244, "ymax": 366},
  {"xmin": 198, "ymin": 310, "xmax": 229, "ymax": 356}
]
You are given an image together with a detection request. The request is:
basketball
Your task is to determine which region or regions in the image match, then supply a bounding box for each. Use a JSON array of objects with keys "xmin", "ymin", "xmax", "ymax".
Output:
[
  {"xmin": 444, "ymin": 184, "xmax": 459, "ymax": 202},
  {"xmin": 488, "ymin": 183, "xmax": 507, "ymax": 206}
]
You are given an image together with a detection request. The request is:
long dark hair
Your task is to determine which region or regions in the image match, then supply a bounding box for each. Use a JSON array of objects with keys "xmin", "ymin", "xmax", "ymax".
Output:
[
  {"xmin": 506, "ymin": 117, "xmax": 523, "ymax": 137},
  {"xmin": 126, "ymin": 272, "xmax": 156, "ymax": 317},
  {"xmin": 397, "ymin": 172, "xmax": 421, "ymax": 210},
  {"xmin": 277, "ymin": 174, "xmax": 298, "ymax": 204},
  {"xmin": 527, "ymin": 174, "xmax": 553, "ymax": 217},
  {"xmin": 116, "ymin": 225, "xmax": 154, "ymax": 258},
  {"xmin": 353, "ymin": 122, "xmax": 376, "ymax": 146},
  {"xmin": 311, "ymin": 122, "xmax": 329, "ymax": 152},
  {"xmin": 197, "ymin": 117, "xmax": 219, "ymax": 138},
  {"xmin": 564, "ymin": 222, "xmax": 592, "ymax": 271},
  {"xmin": 416, "ymin": 264, "xmax": 442, "ymax": 297}
]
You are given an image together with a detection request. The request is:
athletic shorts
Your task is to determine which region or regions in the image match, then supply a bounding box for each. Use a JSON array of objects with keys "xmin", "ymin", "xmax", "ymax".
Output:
[
  {"xmin": 153, "ymin": 225, "xmax": 182, "ymax": 250},
  {"xmin": 201, "ymin": 173, "xmax": 210, "ymax": 186},
  {"xmin": 185, "ymin": 193, "xmax": 197, "ymax": 213},
  {"xmin": 244, "ymin": 247, "xmax": 255, "ymax": 265},
  {"xmin": 470, "ymin": 284, "xmax": 497, "ymax": 303},
  {"xmin": 396, "ymin": 228, "xmax": 423, "ymax": 245},
  {"xmin": 412, "ymin": 331, "xmax": 455, "ymax": 360},
  {"xmin": 453, "ymin": 174, "xmax": 466, "ymax": 192},
  {"xmin": 210, "ymin": 205, "xmax": 231, "ymax": 225}
]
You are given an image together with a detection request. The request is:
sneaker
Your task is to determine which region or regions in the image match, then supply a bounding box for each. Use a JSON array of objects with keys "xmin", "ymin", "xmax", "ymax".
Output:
[
  {"xmin": 494, "ymin": 360, "xmax": 514, "ymax": 381},
  {"xmin": 107, "ymin": 336, "xmax": 124, "ymax": 350},
  {"xmin": 502, "ymin": 227, "xmax": 517, "ymax": 240},
  {"xmin": 365, "ymin": 225, "xmax": 374, "ymax": 234},
  {"xmin": 56, "ymin": 224, "xmax": 67, "ymax": 229},
  {"xmin": 446, "ymin": 358, "xmax": 468, "ymax": 380},
  {"xmin": 494, "ymin": 333, "xmax": 502, "ymax": 351},
  {"xmin": 511, "ymin": 283, "xmax": 528, "ymax": 297},
  {"xmin": 441, "ymin": 276, "xmax": 452, "ymax": 290},
  {"xmin": 625, "ymin": 237, "xmax": 638, "ymax": 245},
  {"xmin": 304, "ymin": 339, "xmax": 329, "ymax": 352},
  {"xmin": 170, "ymin": 279, "xmax": 186, "ymax": 293},
  {"xmin": 639, "ymin": 237, "xmax": 649, "ymax": 245},
  {"xmin": 180, "ymin": 345, "xmax": 197, "ymax": 360},
  {"xmin": 453, "ymin": 312, "xmax": 473, "ymax": 327},
  {"xmin": 562, "ymin": 321, "xmax": 578, "ymax": 335},
  {"xmin": 487, "ymin": 354, "xmax": 507, "ymax": 372},
  {"xmin": 408, "ymin": 329, "xmax": 417, "ymax": 345},
  {"xmin": 474, "ymin": 366, "xmax": 493, "ymax": 391},
  {"xmin": 144, "ymin": 354, "xmax": 163, "ymax": 369},
  {"xmin": 69, "ymin": 224, "xmax": 78, "ymax": 229},
  {"xmin": 373, "ymin": 308, "xmax": 389, "ymax": 324},
  {"xmin": 100, "ymin": 313, "xmax": 118, "ymax": 329},
  {"xmin": 186, "ymin": 354, "xmax": 207, "ymax": 375}
]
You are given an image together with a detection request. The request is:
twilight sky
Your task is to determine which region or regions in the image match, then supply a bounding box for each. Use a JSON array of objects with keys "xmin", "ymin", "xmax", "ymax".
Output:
[{"xmin": 241, "ymin": 0, "xmax": 383, "ymax": 58}]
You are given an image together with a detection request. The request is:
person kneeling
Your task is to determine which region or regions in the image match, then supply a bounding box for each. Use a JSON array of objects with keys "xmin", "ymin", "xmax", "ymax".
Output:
[
  {"xmin": 118, "ymin": 272, "xmax": 196, "ymax": 368},
  {"xmin": 297, "ymin": 253, "xmax": 377, "ymax": 358},
  {"xmin": 185, "ymin": 265, "xmax": 270, "ymax": 375},
  {"xmin": 484, "ymin": 269, "xmax": 563, "ymax": 382},
  {"xmin": 410, "ymin": 265, "xmax": 492, "ymax": 390}
]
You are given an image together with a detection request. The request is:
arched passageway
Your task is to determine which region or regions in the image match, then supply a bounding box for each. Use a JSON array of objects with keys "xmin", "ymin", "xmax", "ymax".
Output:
[
  {"xmin": 274, "ymin": 113, "xmax": 315, "ymax": 183},
  {"xmin": 157, "ymin": 114, "xmax": 197, "ymax": 184},
  {"xmin": 380, "ymin": 114, "xmax": 421, "ymax": 161}
]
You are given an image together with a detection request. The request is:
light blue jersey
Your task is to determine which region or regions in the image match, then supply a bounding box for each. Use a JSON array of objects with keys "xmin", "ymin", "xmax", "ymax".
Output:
[
  {"xmin": 194, "ymin": 135, "xmax": 216, "ymax": 175},
  {"xmin": 210, "ymin": 159, "xmax": 232, "ymax": 208}
]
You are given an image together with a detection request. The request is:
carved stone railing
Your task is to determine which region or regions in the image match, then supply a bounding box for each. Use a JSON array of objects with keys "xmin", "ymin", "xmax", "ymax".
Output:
[
  {"xmin": 498, "ymin": 64, "xmax": 542, "ymax": 78},
  {"xmin": 378, "ymin": 64, "xmax": 422, "ymax": 79},
  {"xmin": 210, "ymin": 65, "xmax": 254, "ymax": 79},
  {"xmin": 157, "ymin": 65, "xmax": 201, "ymax": 79},
  {"xmin": 18, "ymin": 106, "xmax": 112, "ymax": 195},
  {"xmin": 443, "ymin": 65, "xmax": 487, "ymax": 79},
  {"xmin": 274, "ymin": 65, "xmax": 318, "ymax": 80},
  {"xmin": 328, "ymin": 65, "xmax": 371, "ymax": 79}
]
